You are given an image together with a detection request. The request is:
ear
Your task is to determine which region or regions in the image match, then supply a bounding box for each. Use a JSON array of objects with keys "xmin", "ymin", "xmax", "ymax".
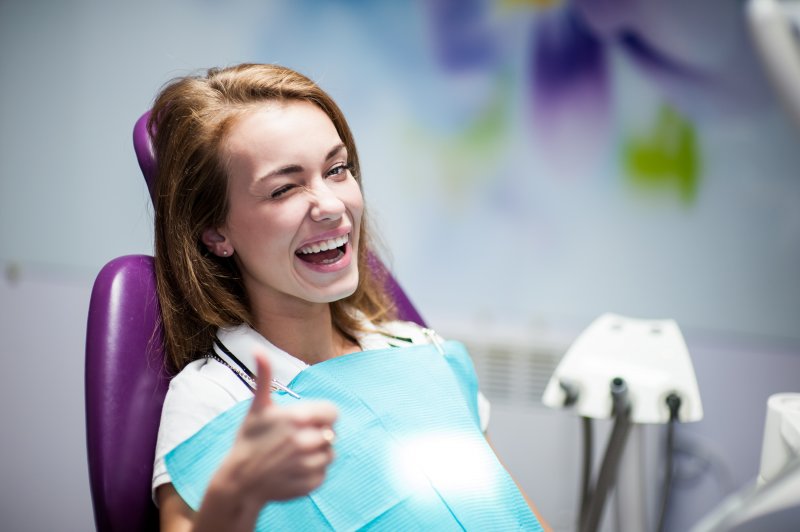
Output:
[{"xmin": 201, "ymin": 227, "xmax": 233, "ymax": 257}]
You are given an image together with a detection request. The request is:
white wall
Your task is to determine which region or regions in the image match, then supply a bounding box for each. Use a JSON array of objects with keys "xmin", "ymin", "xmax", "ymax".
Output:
[{"xmin": 1, "ymin": 274, "xmax": 94, "ymax": 531}]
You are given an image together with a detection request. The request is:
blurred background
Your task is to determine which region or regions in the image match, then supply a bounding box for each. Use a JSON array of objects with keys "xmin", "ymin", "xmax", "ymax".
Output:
[{"xmin": 1, "ymin": 0, "xmax": 799, "ymax": 530}]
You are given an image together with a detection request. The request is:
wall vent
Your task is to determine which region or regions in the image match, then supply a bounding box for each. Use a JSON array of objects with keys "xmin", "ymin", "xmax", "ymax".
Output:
[{"xmin": 464, "ymin": 341, "xmax": 563, "ymax": 406}]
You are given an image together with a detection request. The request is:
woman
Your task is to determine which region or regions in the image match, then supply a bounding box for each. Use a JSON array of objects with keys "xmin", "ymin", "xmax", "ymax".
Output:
[{"xmin": 150, "ymin": 63, "xmax": 547, "ymax": 531}]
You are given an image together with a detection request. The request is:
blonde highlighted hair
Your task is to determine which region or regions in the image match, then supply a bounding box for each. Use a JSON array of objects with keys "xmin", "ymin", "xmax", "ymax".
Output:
[{"xmin": 150, "ymin": 63, "xmax": 394, "ymax": 370}]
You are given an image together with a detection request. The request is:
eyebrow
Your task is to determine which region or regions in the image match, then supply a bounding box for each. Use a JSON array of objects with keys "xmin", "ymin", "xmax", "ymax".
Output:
[{"xmin": 259, "ymin": 143, "xmax": 347, "ymax": 180}]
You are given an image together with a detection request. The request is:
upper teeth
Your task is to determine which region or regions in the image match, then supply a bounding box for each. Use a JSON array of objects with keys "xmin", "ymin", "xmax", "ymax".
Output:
[{"xmin": 298, "ymin": 234, "xmax": 349, "ymax": 254}]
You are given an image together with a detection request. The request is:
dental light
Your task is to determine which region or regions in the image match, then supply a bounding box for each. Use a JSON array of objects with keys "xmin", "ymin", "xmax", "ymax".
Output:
[{"xmin": 542, "ymin": 313, "xmax": 703, "ymax": 532}]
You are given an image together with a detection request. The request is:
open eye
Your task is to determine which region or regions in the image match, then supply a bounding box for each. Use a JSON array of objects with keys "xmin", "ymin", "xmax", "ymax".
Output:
[{"xmin": 326, "ymin": 163, "xmax": 353, "ymax": 179}]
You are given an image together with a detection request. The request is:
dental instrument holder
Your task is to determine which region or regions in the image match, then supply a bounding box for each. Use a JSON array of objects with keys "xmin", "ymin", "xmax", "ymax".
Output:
[{"xmin": 542, "ymin": 313, "xmax": 703, "ymax": 531}]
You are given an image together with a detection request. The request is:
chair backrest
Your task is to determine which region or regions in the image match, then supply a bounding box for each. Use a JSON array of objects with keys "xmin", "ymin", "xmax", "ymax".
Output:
[{"xmin": 84, "ymin": 111, "xmax": 425, "ymax": 531}]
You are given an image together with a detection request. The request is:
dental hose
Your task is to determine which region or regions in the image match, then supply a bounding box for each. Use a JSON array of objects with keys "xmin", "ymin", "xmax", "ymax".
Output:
[
  {"xmin": 656, "ymin": 393, "xmax": 682, "ymax": 532},
  {"xmin": 579, "ymin": 416, "xmax": 593, "ymax": 523},
  {"xmin": 579, "ymin": 377, "xmax": 632, "ymax": 532},
  {"xmin": 559, "ymin": 380, "xmax": 594, "ymax": 526}
]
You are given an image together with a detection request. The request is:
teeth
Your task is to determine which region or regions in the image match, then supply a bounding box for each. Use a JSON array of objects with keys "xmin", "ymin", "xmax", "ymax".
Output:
[{"xmin": 298, "ymin": 234, "xmax": 349, "ymax": 255}]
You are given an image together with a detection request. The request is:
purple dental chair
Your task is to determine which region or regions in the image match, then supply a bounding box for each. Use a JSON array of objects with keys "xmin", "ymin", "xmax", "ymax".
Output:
[{"xmin": 85, "ymin": 112, "xmax": 425, "ymax": 531}]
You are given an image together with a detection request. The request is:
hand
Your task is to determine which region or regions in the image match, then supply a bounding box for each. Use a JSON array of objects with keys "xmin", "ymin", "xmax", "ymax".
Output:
[{"xmin": 216, "ymin": 350, "xmax": 338, "ymax": 505}]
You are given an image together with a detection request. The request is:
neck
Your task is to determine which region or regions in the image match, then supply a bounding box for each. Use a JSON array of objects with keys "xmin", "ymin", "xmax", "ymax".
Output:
[{"xmin": 251, "ymin": 299, "xmax": 357, "ymax": 365}]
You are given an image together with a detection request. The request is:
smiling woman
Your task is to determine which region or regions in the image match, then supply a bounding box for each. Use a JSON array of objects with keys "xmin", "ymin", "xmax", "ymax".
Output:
[
  {"xmin": 151, "ymin": 64, "xmax": 385, "ymax": 373},
  {"xmin": 202, "ymin": 101, "xmax": 364, "ymax": 325},
  {"xmin": 148, "ymin": 63, "xmax": 548, "ymax": 532}
]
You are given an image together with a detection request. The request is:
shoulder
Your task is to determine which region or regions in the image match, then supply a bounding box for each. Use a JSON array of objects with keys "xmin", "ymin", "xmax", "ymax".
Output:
[
  {"xmin": 166, "ymin": 356, "xmax": 251, "ymax": 409},
  {"xmin": 161, "ymin": 356, "xmax": 252, "ymax": 425},
  {"xmin": 357, "ymin": 319, "xmax": 445, "ymax": 350},
  {"xmin": 155, "ymin": 358, "xmax": 250, "ymax": 467},
  {"xmin": 153, "ymin": 357, "xmax": 250, "ymax": 498}
]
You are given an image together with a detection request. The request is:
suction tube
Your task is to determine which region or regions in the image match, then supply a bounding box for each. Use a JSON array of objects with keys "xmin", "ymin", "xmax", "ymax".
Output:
[
  {"xmin": 558, "ymin": 379, "xmax": 596, "ymax": 526},
  {"xmin": 580, "ymin": 378, "xmax": 633, "ymax": 532},
  {"xmin": 656, "ymin": 393, "xmax": 682, "ymax": 532},
  {"xmin": 579, "ymin": 416, "xmax": 594, "ymax": 525}
]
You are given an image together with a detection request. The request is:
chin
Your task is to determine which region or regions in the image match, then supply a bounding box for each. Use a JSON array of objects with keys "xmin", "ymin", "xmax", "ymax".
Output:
[{"xmin": 306, "ymin": 271, "xmax": 359, "ymax": 304}]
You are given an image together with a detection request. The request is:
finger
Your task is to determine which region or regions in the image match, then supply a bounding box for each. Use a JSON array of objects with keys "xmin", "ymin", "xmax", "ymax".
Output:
[
  {"xmin": 320, "ymin": 427, "xmax": 336, "ymax": 445},
  {"xmin": 288, "ymin": 401, "xmax": 339, "ymax": 427},
  {"xmin": 280, "ymin": 470, "xmax": 328, "ymax": 500},
  {"xmin": 250, "ymin": 350, "xmax": 273, "ymax": 411},
  {"xmin": 291, "ymin": 426, "xmax": 337, "ymax": 452},
  {"xmin": 300, "ymin": 447, "xmax": 335, "ymax": 471}
]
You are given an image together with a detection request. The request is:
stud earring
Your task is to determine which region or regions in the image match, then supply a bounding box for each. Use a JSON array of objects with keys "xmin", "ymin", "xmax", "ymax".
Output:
[{"xmin": 222, "ymin": 250, "xmax": 228, "ymax": 256}]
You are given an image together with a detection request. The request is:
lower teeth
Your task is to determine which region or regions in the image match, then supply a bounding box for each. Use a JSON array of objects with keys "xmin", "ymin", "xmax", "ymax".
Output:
[{"xmin": 299, "ymin": 246, "xmax": 345, "ymax": 265}]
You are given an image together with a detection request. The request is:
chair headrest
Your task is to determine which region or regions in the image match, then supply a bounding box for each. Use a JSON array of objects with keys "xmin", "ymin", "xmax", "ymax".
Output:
[{"xmin": 133, "ymin": 110, "xmax": 157, "ymax": 204}]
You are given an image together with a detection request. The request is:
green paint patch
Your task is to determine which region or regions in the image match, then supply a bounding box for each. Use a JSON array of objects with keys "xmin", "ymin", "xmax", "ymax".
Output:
[
  {"xmin": 401, "ymin": 70, "xmax": 513, "ymax": 210},
  {"xmin": 438, "ymin": 76, "xmax": 510, "ymax": 193},
  {"xmin": 623, "ymin": 105, "xmax": 701, "ymax": 204}
]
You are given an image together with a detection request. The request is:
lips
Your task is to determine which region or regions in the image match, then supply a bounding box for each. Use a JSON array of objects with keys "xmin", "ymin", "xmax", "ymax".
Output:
[{"xmin": 295, "ymin": 233, "xmax": 350, "ymax": 265}]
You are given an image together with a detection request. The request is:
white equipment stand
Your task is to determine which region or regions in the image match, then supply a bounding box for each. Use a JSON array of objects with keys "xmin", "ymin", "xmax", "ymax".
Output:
[{"xmin": 542, "ymin": 313, "xmax": 703, "ymax": 532}]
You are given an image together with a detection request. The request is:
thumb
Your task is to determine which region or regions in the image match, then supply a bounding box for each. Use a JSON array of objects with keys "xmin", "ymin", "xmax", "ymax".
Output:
[{"xmin": 250, "ymin": 350, "xmax": 273, "ymax": 411}]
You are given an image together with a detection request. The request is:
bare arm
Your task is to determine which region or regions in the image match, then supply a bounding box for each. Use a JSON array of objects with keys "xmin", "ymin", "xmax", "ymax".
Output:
[
  {"xmin": 486, "ymin": 434, "xmax": 552, "ymax": 532},
  {"xmin": 158, "ymin": 480, "xmax": 265, "ymax": 532},
  {"xmin": 158, "ymin": 351, "xmax": 337, "ymax": 532}
]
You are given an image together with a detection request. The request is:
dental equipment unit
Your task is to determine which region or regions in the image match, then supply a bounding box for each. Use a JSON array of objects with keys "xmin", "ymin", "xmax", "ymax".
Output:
[{"xmin": 543, "ymin": 313, "xmax": 704, "ymax": 532}]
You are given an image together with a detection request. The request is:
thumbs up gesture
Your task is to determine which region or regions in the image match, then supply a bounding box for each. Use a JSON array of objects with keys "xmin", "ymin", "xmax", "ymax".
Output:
[{"xmin": 216, "ymin": 350, "xmax": 338, "ymax": 504}]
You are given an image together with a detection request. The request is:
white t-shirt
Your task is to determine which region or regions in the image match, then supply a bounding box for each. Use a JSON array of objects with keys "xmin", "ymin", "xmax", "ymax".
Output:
[{"xmin": 151, "ymin": 321, "xmax": 491, "ymax": 499}]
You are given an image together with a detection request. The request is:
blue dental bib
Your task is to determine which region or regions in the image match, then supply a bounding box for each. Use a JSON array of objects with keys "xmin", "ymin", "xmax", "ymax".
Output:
[{"xmin": 166, "ymin": 341, "xmax": 542, "ymax": 531}]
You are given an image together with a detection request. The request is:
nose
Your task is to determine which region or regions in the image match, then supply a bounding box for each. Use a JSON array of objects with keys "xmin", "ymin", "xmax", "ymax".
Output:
[{"xmin": 309, "ymin": 180, "xmax": 345, "ymax": 222}]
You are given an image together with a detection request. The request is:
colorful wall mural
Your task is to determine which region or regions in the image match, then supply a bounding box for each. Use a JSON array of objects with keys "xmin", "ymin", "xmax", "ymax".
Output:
[
  {"xmin": 2, "ymin": 0, "xmax": 799, "ymax": 344},
  {"xmin": 241, "ymin": 0, "xmax": 799, "ymax": 343}
]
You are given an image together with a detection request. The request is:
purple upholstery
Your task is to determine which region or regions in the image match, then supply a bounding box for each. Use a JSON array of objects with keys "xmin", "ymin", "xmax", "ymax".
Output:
[
  {"xmin": 367, "ymin": 253, "xmax": 426, "ymax": 326},
  {"xmin": 85, "ymin": 255, "xmax": 167, "ymax": 531},
  {"xmin": 85, "ymin": 112, "xmax": 425, "ymax": 531},
  {"xmin": 132, "ymin": 112, "xmax": 157, "ymax": 195}
]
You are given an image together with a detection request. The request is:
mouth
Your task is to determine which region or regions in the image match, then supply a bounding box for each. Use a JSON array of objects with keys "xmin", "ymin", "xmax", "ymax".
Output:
[{"xmin": 295, "ymin": 233, "xmax": 349, "ymax": 265}]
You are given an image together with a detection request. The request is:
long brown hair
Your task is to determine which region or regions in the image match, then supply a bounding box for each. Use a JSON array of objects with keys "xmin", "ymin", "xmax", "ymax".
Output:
[{"xmin": 150, "ymin": 63, "xmax": 394, "ymax": 371}]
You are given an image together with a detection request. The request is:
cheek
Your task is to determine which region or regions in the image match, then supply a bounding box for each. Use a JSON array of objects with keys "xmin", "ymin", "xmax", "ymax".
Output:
[
  {"xmin": 345, "ymin": 185, "xmax": 365, "ymax": 222},
  {"xmin": 227, "ymin": 209, "xmax": 296, "ymax": 255}
]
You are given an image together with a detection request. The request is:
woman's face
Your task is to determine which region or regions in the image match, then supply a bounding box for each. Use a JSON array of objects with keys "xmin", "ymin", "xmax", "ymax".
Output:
[{"xmin": 210, "ymin": 100, "xmax": 363, "ymax": 311}]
